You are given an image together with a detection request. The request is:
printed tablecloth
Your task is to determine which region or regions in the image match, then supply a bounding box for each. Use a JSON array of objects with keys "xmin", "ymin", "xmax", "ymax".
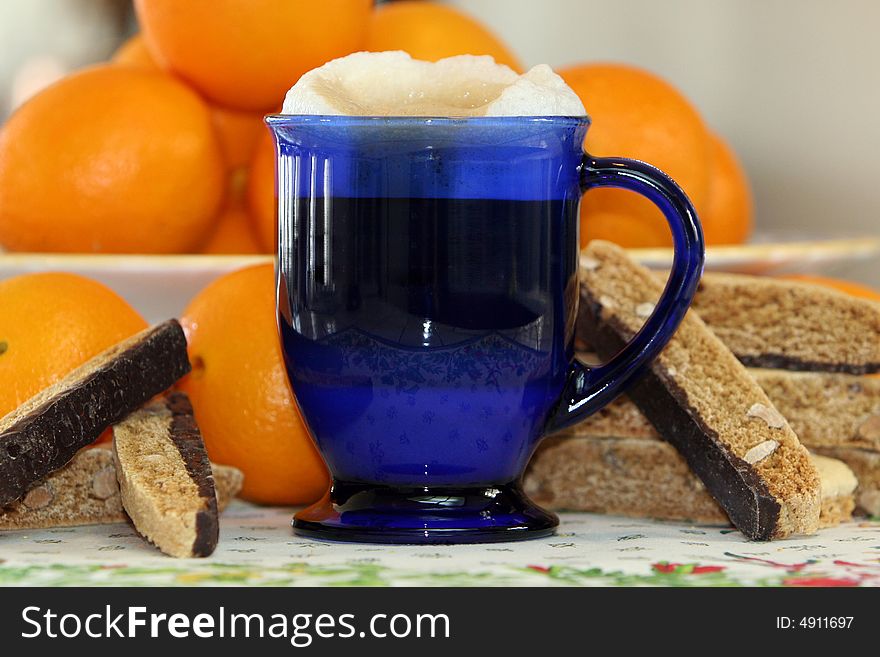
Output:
[{"xmin": 1, "ymin": 502, "xmax": 879, "ymax": 586}]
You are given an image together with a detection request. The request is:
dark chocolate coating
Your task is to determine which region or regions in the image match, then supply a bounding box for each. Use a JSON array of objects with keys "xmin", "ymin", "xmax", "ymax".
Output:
[
  {"xmin": 0, "ymin": 320, "xmax": 191, "ymax": 506},
  {"xmin": 578, "ymin": 296, "xmax": 781, "ymax": 541},
  {"xmin": 736, "ymin": 354, "xmax": 880, "ymax": 375},
  {"xmin": 166, "ymin": 392, "xmax": 218, "ymax": 557}
]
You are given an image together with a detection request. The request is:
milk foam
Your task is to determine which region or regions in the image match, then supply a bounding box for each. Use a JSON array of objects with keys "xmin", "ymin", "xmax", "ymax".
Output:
[{"xmin": 281, "ymin": 51, "xmax": 586, "ymax": 117}]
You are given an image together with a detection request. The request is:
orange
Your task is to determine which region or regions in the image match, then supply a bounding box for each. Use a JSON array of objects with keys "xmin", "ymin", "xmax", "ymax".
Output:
[
  {"xmin": 559, "ymin": 63, "xmax": 711, "ymax": 249},
  {"xmin": 111, "ymin": 34, "xmax": 160, "ymax": 71},
  {"xmin": 212, "ymin": 106, "xmax": 266, "ymax": 172},
  {"xmin": 366, "ymin": 1, "xmax": 522, "ymax": 71},
  {"xmin": 111, "ymin": 36, "xmax": 266, "ymax": 173},
  {"xmin": 701, "ymin": 132, "xmax": 753, "ymax": 245},
  {"xmin": 178, "ymin": 264, "xmax": 329, "ymax": 504},
  {"xmin": 246, "ymin": 131, "xmax": 276, "ymax": 253},
  {"xmin": 780, "ymin": 274, "xmax": 880, "ymax": 302},
  {"xmin": 135, "ymin": 0, "xmax": 373, "ymax": 111},
  {"xmin": 202, "ymin": 167, "xmax": 267, "ymax": 254},
  {"xmin": 0, "ymin": 273, "xmax": 147, "ymax": 419},
  {"xmin": 200, "ymin": 204, "xmax": 262, "ymax": 255},
  {"xmin": 0, "ymin": 65, "xmax": 225, "ymax": 253}
]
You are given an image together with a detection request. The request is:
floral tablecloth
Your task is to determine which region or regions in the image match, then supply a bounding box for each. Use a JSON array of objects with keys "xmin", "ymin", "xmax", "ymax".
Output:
[{"xmin": 1, "ymin": 502, "xmax": 879, "ymax": 586}]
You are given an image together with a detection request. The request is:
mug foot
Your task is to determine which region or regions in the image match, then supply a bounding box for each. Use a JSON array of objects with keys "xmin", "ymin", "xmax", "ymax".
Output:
[{"xmin": 293, "ymin": 480, "xmax": 558, "ymax": 544}]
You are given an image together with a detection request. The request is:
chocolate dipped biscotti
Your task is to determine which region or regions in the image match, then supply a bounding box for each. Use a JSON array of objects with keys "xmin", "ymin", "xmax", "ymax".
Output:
[
  {"xmin": 577, "ymin": 241, "xmax": 821, "ymax": 540},
  {"xmin": 577, "ymin": 266, "xmax": 880, "ymax": 374},
  {"xmin": 113, "ymin": 392, "xmax": 220, "ymax": 558},
  {"xmin": 526, "ymin": 431, "xmax": 856, "ymax": 528},
  {"xmin": 690, "ymin": 272, "xmax": 880, "ymax": 374},
  {"xmin": 0, "ymin": 320, "xmax": 190, "ymax": 506}
]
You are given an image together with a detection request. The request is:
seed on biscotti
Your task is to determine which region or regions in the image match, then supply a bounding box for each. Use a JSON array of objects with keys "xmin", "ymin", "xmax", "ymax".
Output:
[
  {"xmin": 582, "ymin": 257, "xmax": 601, "ymax": 271},
  {"xmin": 857, "ymin": 415, "xmax": 880, "ymax": 442},
  {"xmin": 91, "ymin": 466, "xmax": 118, "ymax": 500},
  {"xmin": 22, "ymin": 485, "xmax": 53, "ymax": 509},
  {"xmin": 635, "ymin": 302, "xmax": 655, "ymax": 318},
  {"xmin": 747, "ymin": 402, "xmax": 786, "ymax": 429},
  {"xmin": 743, "ymin": 440, "xmax": 779, "ymax": 465}
]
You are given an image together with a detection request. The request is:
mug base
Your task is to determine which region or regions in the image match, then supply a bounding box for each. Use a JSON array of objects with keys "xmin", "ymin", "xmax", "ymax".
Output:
[{"xmin": 292, "ymin": 480, "xmax": 558, "ymax": 544}]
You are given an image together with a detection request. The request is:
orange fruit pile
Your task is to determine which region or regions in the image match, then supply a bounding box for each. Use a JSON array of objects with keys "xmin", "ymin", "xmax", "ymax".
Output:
[
  {"xmin": 702, "ymin": 132, "xmax": 753, "ymax": 245},
  {"xmin": 0, "ymin": 1, "xmax": 533, "ymax": 256},
  {"xmin": 179, "ymin": 264, "xmax": 329, "ymax": 504},
  {"xmin": 560, "ymin": 62, "xmax": 753, "ymax": 249},
  {"xmin": 201, "ymin": 203, "xmax": 261, "ymax": 255},
  {"xmin": 0, "ymin": 2, "xmax": 752, "ymax": 255},
  {"xmin": 109, "ymin": 32, "xmax": 266, "ymax": 254}
]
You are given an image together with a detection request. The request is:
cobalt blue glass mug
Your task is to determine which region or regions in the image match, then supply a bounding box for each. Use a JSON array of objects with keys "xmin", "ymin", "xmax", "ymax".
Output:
[{"xmin": 268, "ymin": 115, "xmax": 704, "ymax": 543}]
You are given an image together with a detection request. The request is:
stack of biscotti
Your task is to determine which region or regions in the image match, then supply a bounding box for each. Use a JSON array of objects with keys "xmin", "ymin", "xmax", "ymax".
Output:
[
  {"xmin": 686, "ymin": 272, "xmax": 880, "ymax": 516},
  {"xmin": 0, "ymin": 446, "xmax": 243, "ymax": 531},
  {"xmin": 564, "ymin": 250, "xmax": 880, "ymax": 520},
  {"xmin": 527, "ymin": 241, "xmax": 880, "ymax": 538},
  {"xmin": 0, "ymin": 321, "xmax": 244, "ymax": 557},
  {"xmin": 526, "ymin": 379, "xmax": 860, "ymax": 528}
]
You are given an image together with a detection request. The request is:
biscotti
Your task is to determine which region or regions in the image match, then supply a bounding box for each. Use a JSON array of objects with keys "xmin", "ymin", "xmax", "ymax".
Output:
[
  {"xmin": 577, "ymin": 267, "xmax": 880, "ymax": 374},
  {"xmin": 757, "ymin": 371, "xmax": 879, "ymax": 512},
  {"xmin": 578, "ymin": 240, "xmax": 821, "ymax": 540},
  {"xmin": 526, "ymin": 434, "xmax": 725, "ymax": 523},
  {"xmin": 568, "ymin": 367, "xmax": 880, "ymax": 449},
  {"xmin": 0, "ymin": 320, "xmax": 191, "ymax": 506},
  {"xmin": 113, "ymin": 392, "xmax": 219, "ymax": 558},
  {"xmin": 560, "ymin": 366, "xmax": 880, "ymax": 515},
  {"xmin": 0, "ymin": 446, "xmax": 243, "ymax": 530},
  {"xmin": 525, "ymin": 437, "xmax": 855, "ymax": 528},
  {"xmin": 756, "ymin": 370, "xmax": 880, "ymax": 451},
  {"xmin": 691, "ymin": 273, "xmax": 880, "ymax": 374},
  {"xmin": 527, "ymin": 427, "xmax": 855, "ymax": 528}
]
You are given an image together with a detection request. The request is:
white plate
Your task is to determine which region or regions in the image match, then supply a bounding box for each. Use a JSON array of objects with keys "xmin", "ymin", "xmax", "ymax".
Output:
[
  {"xmin": 624, "ymin": 235, "xmax": 880, "ymax": 274},
  {"xmin": 2, "ymin": 235, "xmax": 878, "ymax": 323},
  {"xmin": 0, "ymin": 253, "xmax": 271, "ymax": 323}
]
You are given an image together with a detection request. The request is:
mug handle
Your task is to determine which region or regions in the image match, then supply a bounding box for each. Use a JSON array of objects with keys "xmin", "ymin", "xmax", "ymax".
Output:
[{"xmin": 544, "ymin": 153, "xmax": 705, "ymax": 433}]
